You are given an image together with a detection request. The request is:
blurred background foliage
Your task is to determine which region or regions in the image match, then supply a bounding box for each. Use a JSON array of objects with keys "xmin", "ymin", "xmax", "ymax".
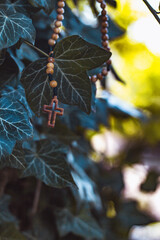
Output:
[
  {"xmin": 108, "ymin": 0, "xmax": 160, "ymax": 143},
  {"xmin": 65, "ymin": 0, "xmax": 160, "ymax": 239}
]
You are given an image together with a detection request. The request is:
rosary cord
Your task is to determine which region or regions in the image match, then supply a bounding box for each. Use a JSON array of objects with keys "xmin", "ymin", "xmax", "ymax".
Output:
[
  {"xmin": 90, "ymin": 0, "xmax": 112, "ymax": 83},
  {"xmin": 44, "ymin": 0, "xmax": 111, "ymax": 128},
  {"xmin": 46, "ymin": 0, "xmax": 66, "ymax": 97},
  {"xmin": 46, "ymin": 0, "xmax": 111, "ymax": 89}
]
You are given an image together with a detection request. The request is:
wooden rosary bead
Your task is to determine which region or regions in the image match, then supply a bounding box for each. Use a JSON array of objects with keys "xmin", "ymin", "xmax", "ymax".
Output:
[
  {"xmin": 47, "ymin": 63, "xmax": 54, "ymax": 68},
  {"xmin": 46, "ymin": 0, "xmax": 112, "ymax": 89},
  {"xmin": 97, "ymin": 73, "xmax": 103, "ymax": 80},
  {"xmin": 55, "ymin": 20, "xmax": 62, "ymax": 27},
  {"xmin": 101, "ymin": 28, "xmax": 108, "ymax": 34},
  {"xmin": 50, "ymin": 80, "xmax": 57, "ymax": 88},
  {"xmin": 54, "ymin": 27, "xmax": 61, "ymax": 34},
  {"xmin": 46, "ymin": 67, "xmax": 54, "ymax": 74},
  {"xmin": 101, "ymin": 2, "xmax": 106, "ymax": 9},
  {"xmin": 102, "ymin": 68, "xmax": 108, "ymax": 76},
  {"xmin": 58, "ymin": 1, "xmax": 65, "ymax": 7},
  {"xmin": 48, "ymin": 57, "xmax": 55, "ymax": 63},
  {"xmin": 52, "ymin": 33, "xmax": 59, "ymax": 40},
  {"xmin": 101, "ymin": 9, "xmax": 107, "ymax": 15},
  {"xmin": 102, "ymin": 15, "xmax": 108, "ymax": 21},
  {"xmin": 102, "ymin": 34, "xmax": 109, "ymax": 41},
  {"xmin": 57, "ymin": 14, "xmax": 64, "ymax": 21},
  {"xmin": 48, "ymin": 39, "xmax": 56, "ymax": 46},
  {"xmin": 57, "ymin": 8, "xmax": 64, "ymax": 14},
  {"xmin": 102, "ymin": 21, "xmax": 109, "ymax": 28},
  {"xmin": 102, "ymin": 40, "xmax": 109, "ymax": 47},
  {"xmin": 91, "ymin": 75, "xmax": 97, "ymax": 83}
]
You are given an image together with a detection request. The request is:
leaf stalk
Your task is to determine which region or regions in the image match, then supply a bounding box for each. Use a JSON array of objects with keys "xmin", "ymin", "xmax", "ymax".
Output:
[
  {"xmin": 23, "ymin": 40, "xmax": 49, "ymax": 57},
  {"xmin": 30, "ymin": 179, "xmax": 42, "ymax": 216}
]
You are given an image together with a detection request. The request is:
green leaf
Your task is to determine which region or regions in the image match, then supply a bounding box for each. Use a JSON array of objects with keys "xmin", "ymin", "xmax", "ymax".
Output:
[
  {"xmin": 0, "ymin": 92, "xmax": 33, "ymax": 160},
  {"xmin": 0, "ymin": 143, "xmax": 25, "ymax": 169},
  {"xmin": 1, "ymin": 85, "xmax": 33, "ymax": 118},
  {"xmin": 0, "ymin": 7, "xmax": 36, "ymax": 50},
  {"xmin": 0, "ymin": 96, "xmax": 33, "ymax": 141},
  {"xmin": 54, "ymin": 35, "xmax": 111, "ymax": 71},
  {"xmin": 0, "ymin": 223, "xmax": 26, "ymax": 239},
  {"xmin": 21, "ymin": 58, "xmax": 52, "ymax": 117},
  {"xmin": 55, "ymin": 208, "xmax": 104, "ymax": 239},
  {"xmin": 21, "ymin": 35, "xmax": 111, "ymax": 116},
  {"xmin": 28, "ymin": 0, "xmax": 55, "ymax": 14},
  {"xmin": 0, "ymin": 138, "xmax": 15, "ymax": 160},
  {"xmin": 0, "ymin": 0, "xmax": 34, "ymax": 15},
  {"xmin": 21, "ymin": 139, "xmax": 76, "ymax": 188},
  {"xmin": 0, "ymin": 195, "xmax": 17, "ymax": 224}
]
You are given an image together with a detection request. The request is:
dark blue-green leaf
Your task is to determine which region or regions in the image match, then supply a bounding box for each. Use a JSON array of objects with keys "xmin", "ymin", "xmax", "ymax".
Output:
[
  {"xmin": 55, "ymin": 208, "xmax": 104, "ymax": 239},
  {"xmin": 0, "ymin": 0, "xmax": 34, "ymax": 16},
  {"xmin": 0, "ymin": 96, "xmax": 33, "ymax": 141},
  {"xmin": 21, "ymin": 139, "xmax": 76, "ymax": 188},
  {"xmin": 21, "ymin": 35, "xmax": 111, "ymax": 116},
  {"xmin": 0, "ymin": 8, "xmax": 35, "ymax": 50},
  {"xmin": 0, "ymin": 143, "xmax": 25, "ymax": 169},
  {"xmin": 28, "ymin": 0, "xmax": 55, "ymax": 14}
]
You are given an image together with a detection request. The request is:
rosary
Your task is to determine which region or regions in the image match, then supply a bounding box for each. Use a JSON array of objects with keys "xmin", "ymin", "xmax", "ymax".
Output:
[{"xmin": 43, "ymin": 0, "xmax": 111, "ymax": 128}]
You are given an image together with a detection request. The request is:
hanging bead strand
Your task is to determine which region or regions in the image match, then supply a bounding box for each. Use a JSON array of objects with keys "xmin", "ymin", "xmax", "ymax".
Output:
[
  {"xmin": 46, "ymin": 0, "xmax": 65, "ymax": 92},
  {"xmin": 43, "ymin": 0, "xmax": 65, "ymax": 128},
  {"xmin": 91, "ymin": 0, "xmax": 112, "ymax": 83}
]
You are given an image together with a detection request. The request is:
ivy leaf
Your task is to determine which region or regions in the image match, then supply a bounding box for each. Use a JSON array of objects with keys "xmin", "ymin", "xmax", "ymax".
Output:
[
  {"xmin": 0, "ymin": 143, "xmax": 25, "ymax": 169},
  {"xmin": 21, "ymin": 58, "xmax": 51, "ymax": 117},
  {"xmin": 28, "ymin": 0, "xmax": 55, "ymax": 14},
  {"xmin": 0, "ymin": 137, "xmax": 15, "ymax": 160},
  {"xmin": 21, "ymin": 35, "xmax": 111, "ymax": 116},
  {"xmin": 21, "ymin": 139, "xmax": 76, "ymax": 188},
  {"xmin": 54, "ymin": 35, "xmax": 111, "ymax": 71},
  {"xmin": 0, "ymin": 0, "xmax": 34, "ymax": 16},
  {"xmin": 0, "ymin": 8, "xmax": 36, "ymax": 50},
  {"xmin": 0, "ymin": 195, "xmax": 17, "ymax": 224},
  {"xmin": 0, "ymin": 96, "xmax": 33, "ymax": 142},
  {"xmin": 1, "ymin": 85, "xmax": 33, "ymax": 118},
  {"xmin": 55, "ymin": 208, "xmax": 104, "ymax": 239}
]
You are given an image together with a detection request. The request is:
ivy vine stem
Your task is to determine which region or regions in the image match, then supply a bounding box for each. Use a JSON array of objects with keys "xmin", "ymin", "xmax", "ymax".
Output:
[
  {"xmin": 142, "ymin": 0, "xmax": 160, "ymax": 24},
  {"xmin": 30, "ymin": 179, "xmax": 42, "ymax": 216},
  {"xmin": 23, "ymin": 40, "xmax": 49, "ymax": 57}
]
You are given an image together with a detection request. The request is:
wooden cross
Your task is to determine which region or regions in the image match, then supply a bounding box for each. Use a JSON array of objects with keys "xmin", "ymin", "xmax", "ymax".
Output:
[{"xmin": 43, "ymin": 96, "xmax": 64, "ymax": 128}]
